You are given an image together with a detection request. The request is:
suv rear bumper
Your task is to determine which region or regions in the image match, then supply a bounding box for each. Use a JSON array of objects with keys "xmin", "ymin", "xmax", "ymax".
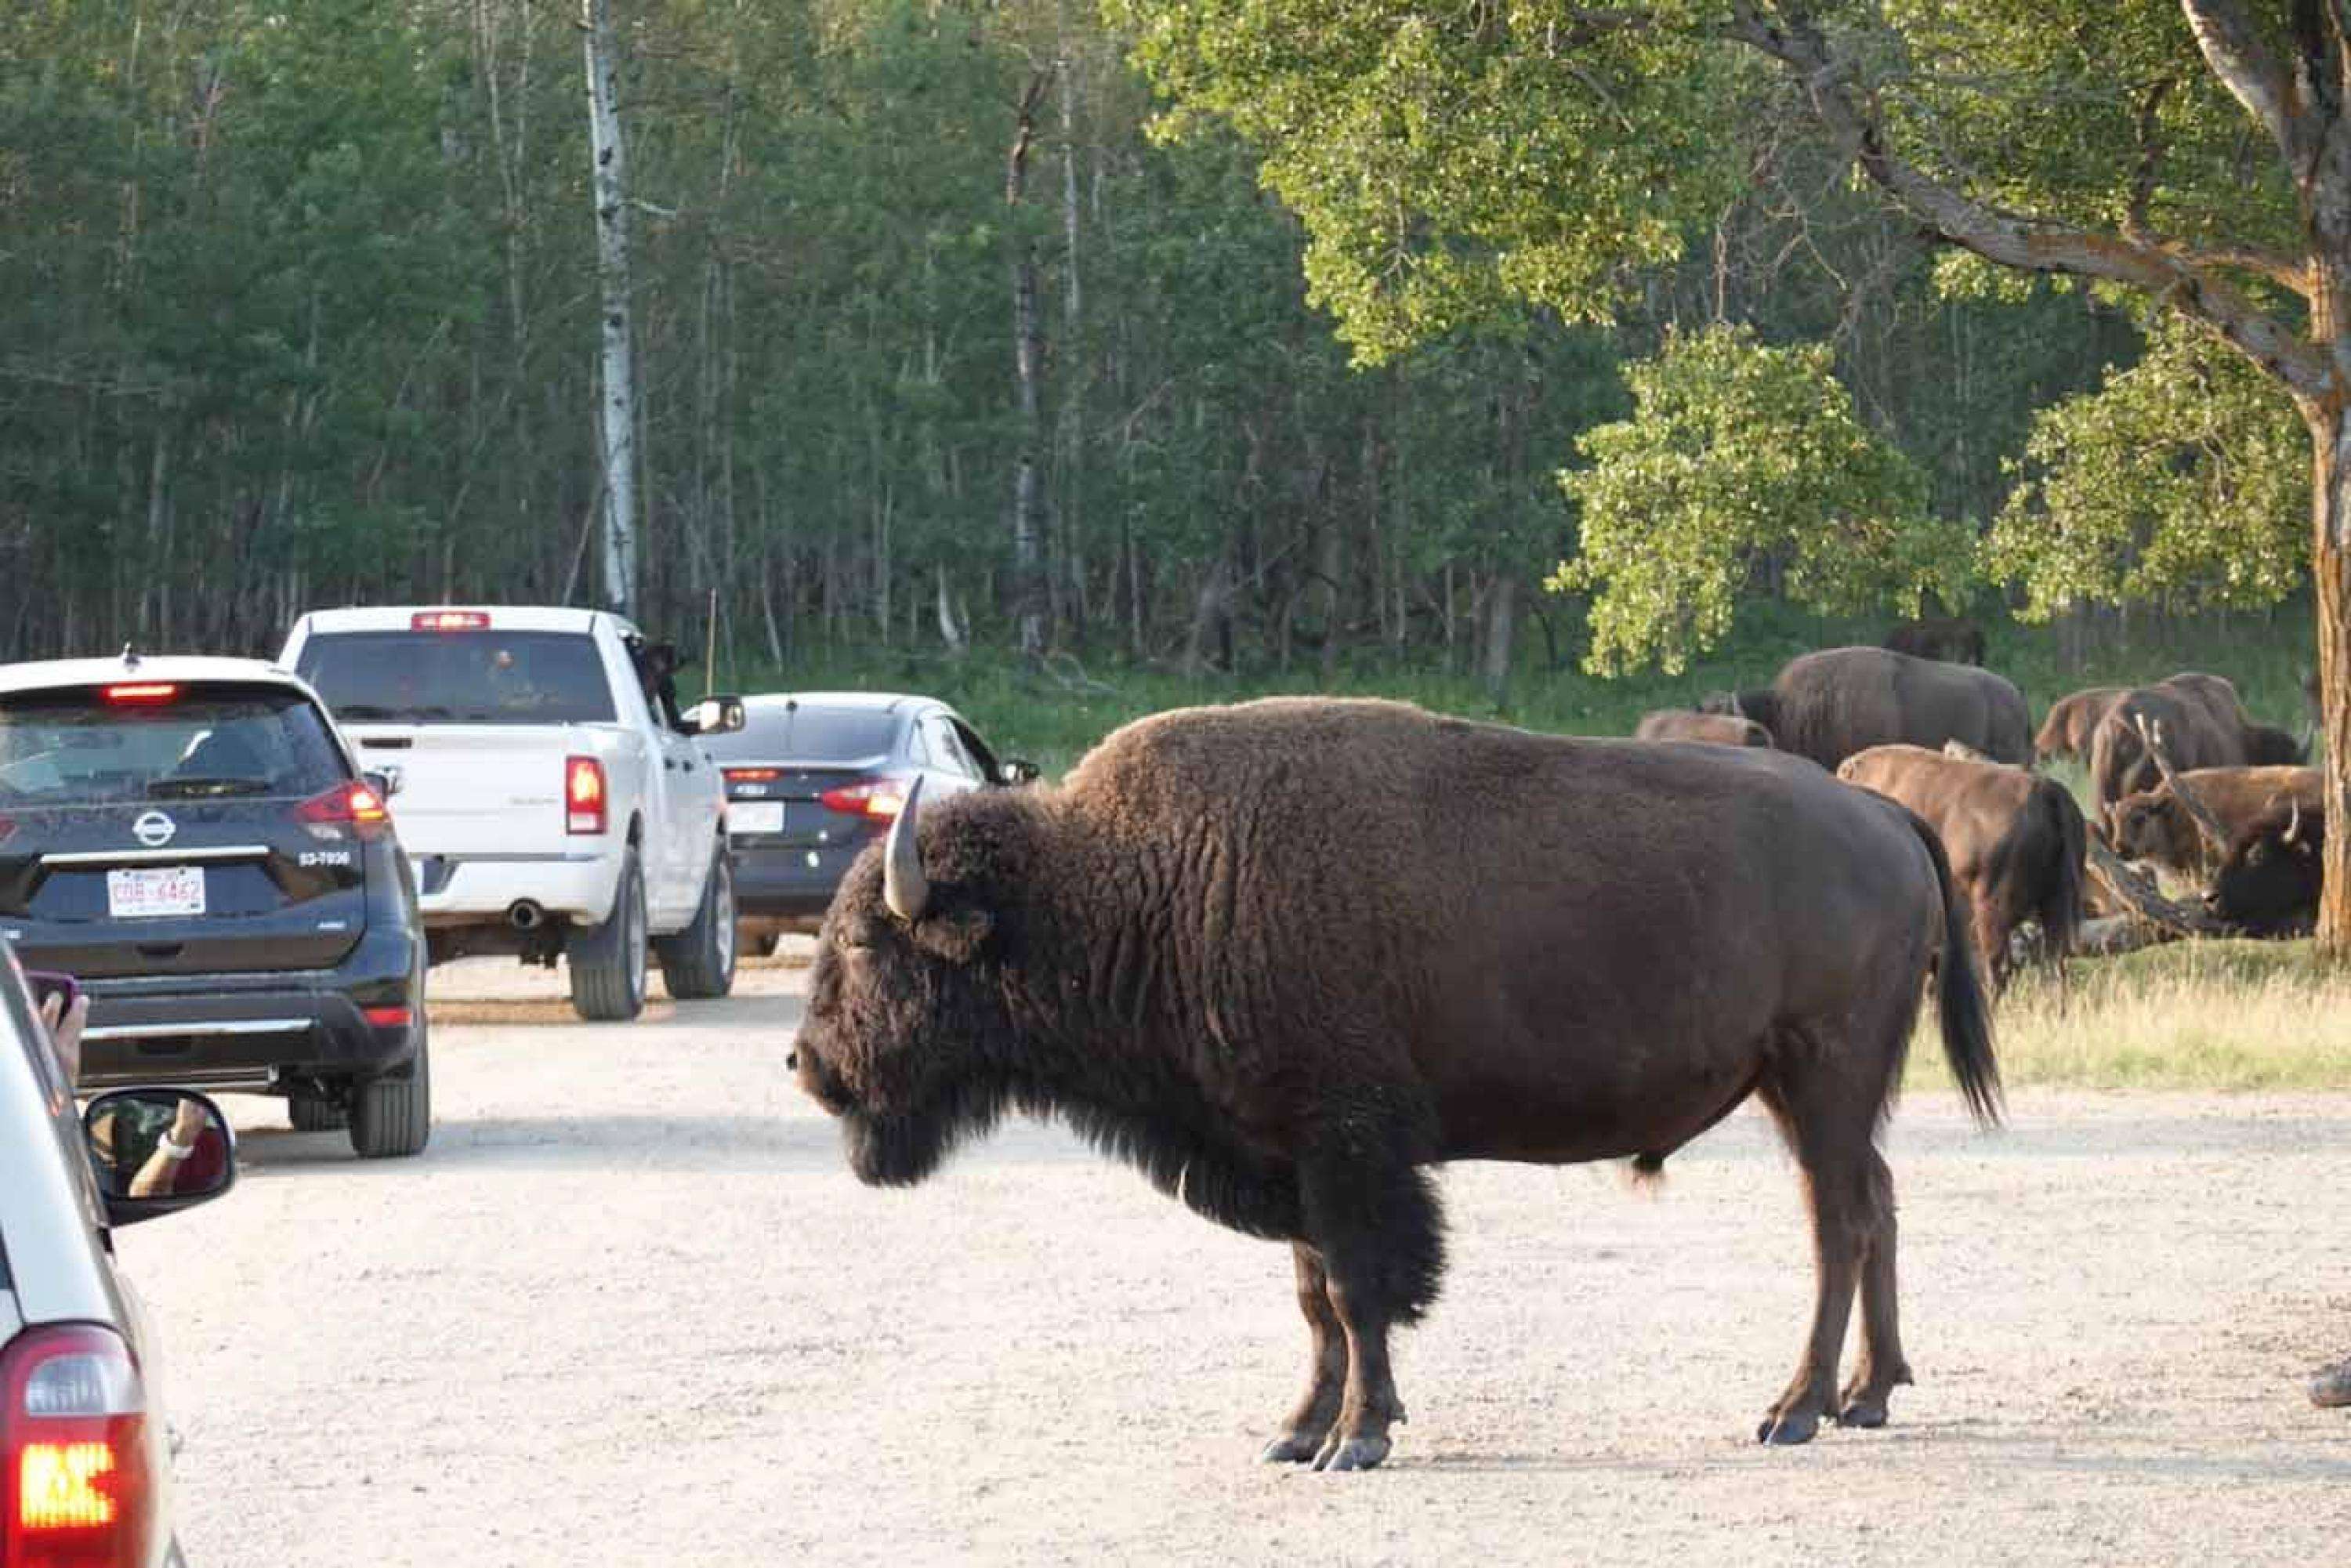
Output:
[{"xmin": 72, "ymin": 929, "xmax": 422, "ymax": 1092}]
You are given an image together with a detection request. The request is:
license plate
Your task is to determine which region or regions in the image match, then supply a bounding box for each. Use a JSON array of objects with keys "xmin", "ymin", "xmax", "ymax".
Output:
[
  {"xmin": 107, "ymin": 865, "xmax": 206, "ymax": 919},
  {"xmin": 729, "ymin": 802, "xmax": 785, "ymax": 837}
]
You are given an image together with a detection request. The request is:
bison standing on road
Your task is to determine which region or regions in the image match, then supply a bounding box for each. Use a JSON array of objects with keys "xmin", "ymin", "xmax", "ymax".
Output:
[
  {"xmin": 1710, "ymin": 646, "xmax": 2032, "ymax": 769},
  {"xmin": 1632, "ymin": 709, "xmax": 1773, "ymax": 748},
  {"xmin": 789, "ymin": 697, "xmax": 2000, "ymax": 1470},
  {"xmin": 1835, "ymin": 744, "xmax": 2085, "ymax": 990}
]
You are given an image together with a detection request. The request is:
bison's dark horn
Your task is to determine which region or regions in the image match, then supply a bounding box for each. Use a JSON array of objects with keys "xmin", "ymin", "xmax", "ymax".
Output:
[{"xmin": 883, "ymin": 774, "xmax": 931, "ymax": 922}]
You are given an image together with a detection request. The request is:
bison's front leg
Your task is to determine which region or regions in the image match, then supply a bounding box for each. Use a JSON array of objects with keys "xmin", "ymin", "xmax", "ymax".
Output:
[
  {"xmin": 1293, "ymin": 1125, "xmax": 1446, "ymax": 1472},
  {"xmin": 1259, "ymin": 1242, "xmax": 1346, "ymax": 1464}
]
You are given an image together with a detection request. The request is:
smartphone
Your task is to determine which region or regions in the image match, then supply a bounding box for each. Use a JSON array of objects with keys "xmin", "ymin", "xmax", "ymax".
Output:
[{"xmin": 24, "ymin": 969, "xmax": 82, "ymax": 1016}]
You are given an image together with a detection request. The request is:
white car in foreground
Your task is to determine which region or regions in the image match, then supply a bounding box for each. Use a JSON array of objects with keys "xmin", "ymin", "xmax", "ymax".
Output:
[{"xmin": 280, "ymin": 607, "xmax": 745, "ymax": 1021}]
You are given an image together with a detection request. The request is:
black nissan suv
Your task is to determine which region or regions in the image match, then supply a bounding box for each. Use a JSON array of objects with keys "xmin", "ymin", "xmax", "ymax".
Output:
[{"xmin": 0, "ymin": 654, "xmax": 429, "ymax": 1157}]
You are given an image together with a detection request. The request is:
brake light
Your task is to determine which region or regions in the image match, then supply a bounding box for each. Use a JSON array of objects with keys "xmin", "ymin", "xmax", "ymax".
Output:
[
  {"xmin": 818, "ymin": 777, "xmax": 910, "ymax": 820},
  {"xmin": 100, "ymin": 683, "xmax": 177, "ymax": 706},
  {"xmin": 723, "ymin": 768, "xmax": 780, "ymax": 785},
  {"xmin": 410, "ymin": 610, "xmax": 491, "ymax": 632},
  {"xmin": 2, "ymin": 1324, "xmax": 155, "ymax": 1568},
  {"xmin": 566, "ymin": 756, "xmax": 607, "ymax": 835},
  {"xmin": 295, "ymin": 781, "xmax": 392, "ymax": 841},
  {"xmin": 363, "ymin": 1005, "xmax": 412, "ymax": 1029}
]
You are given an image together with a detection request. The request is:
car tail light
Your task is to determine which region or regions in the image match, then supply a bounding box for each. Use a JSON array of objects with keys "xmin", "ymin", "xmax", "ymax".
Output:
[
  {"xmin": 410, "ymin": 610, "xmax": 491, "ymax": 632},
  {"xmin": 100, "ymin": 683, "xmax": 177, "ymax": 706},
  {"xmin": 818, "ymin": 777, "xmax": 910, "ymax": 820},
  {"xmin": 295, "ymin": 781, "xmax": 392, "ymax": 842},
  {"xmin": 723, "ymin": 768, "xmax": 780, "ymax": 786},
  {"xmin": 363, "ymin": 1005, "xmax": 412, "ymax": 1029},
  {"xmin": 1, "ymin": 1324, "xmax": 156, "ymax": 1568},
  {"xmin": 566, "ymin": 756, "xmax": 607, "ymax": 835}
]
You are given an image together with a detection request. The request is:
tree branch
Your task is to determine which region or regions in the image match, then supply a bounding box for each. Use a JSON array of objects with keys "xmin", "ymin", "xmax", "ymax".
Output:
[{"xmin": 2180, "ymin": 0, "xmax": 2303, "ymax": 158}]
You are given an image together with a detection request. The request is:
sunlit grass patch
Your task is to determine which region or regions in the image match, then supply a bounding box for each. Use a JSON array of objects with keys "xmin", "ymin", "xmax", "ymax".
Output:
[{"xmin": 1908, "ymin": 939, "xmax": 2351, "ymax": 1092}]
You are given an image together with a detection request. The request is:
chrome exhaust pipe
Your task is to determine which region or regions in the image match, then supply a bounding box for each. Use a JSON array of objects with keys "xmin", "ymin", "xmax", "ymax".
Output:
[{"xmin": 508, "ymin": 900, "xmax": 546, "ymax": 932}]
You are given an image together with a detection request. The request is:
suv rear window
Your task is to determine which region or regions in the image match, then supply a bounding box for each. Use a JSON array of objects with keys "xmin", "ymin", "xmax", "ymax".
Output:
[
  {"xmin": 707, "ymin": 706, "xmax": 897, "ymax": 761},
  {"xmin": 298, "ymin": 631, "xmax": 618, "ymax": 726},
  {"xmin": 0, "ymin": 684, "xmax": 350, "ymax": 807}
]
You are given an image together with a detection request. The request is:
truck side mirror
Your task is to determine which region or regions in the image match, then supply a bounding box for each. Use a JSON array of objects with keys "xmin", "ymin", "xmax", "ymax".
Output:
[{"xmin": 683, "ymin": 695, "xmax": 747, "ymax": 737}]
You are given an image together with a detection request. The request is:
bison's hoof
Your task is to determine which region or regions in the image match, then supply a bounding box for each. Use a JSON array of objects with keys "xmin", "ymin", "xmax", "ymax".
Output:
[
  {"xmin": 1835, "ymin": 1396, "xmax": 1889, "ymax": 1429},
  {"xmin": 1312, "ymin": 1434, "xmax": 1391, "ymax": 1472},
  {"xmin": 1755, "ymin": 1409, "xmax": 1820, "ymax": 1446},
  {"xmin": 1259, "ymin": 1430, "xmax": 1326, "ymax": 1465}
]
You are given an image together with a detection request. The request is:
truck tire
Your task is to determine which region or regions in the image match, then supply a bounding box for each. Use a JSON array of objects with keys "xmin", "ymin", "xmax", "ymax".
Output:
[
  {"xmin": 657, "ymin": 848, "xmax": 737, "ymax": 1001},
  {"xmin": 568, "ymin": 848, "xmax": 648, "ymax": 1021},
  {"xmin": 288, "ymin": 1092, "xmax": 348, "ymax": 1132},
  {"xmin": 349, "ymin": 1022, "xmax": 430, "ymax": 1159}
]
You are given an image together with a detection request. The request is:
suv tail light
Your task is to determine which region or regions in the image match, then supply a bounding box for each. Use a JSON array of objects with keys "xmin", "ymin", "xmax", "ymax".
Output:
[
  {"xmin": 100, "ymin": 683, "xmax": 178, "ymax": 706},
  {"xmin": 818, "ymin": 777, "xmax": 911, "ymax": 820},
  {"xmin": 2, "ymin": 1324, "xmax": 156, "ymax": 1568},
  {"xmin": 566, "ymin": 756, "xmax": 607, "ymax": 835},
  {"xmin": 295, "ymin": 780, "xmax": 392, "ymax": 842}
]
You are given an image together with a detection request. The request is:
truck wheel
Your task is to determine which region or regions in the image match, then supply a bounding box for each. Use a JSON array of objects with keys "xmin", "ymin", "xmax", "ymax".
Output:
[
  {"xmin": 568, "ymin": 849, "xmax": 648, "ymax": 1021},
  {"xmin": 657, "ymin": 849, "xmax": 737, "ymax": 1000},
  {"xmin": 349, "ymin": 1022, "xmax": 430, "ymax": 1159},
  {"xmin": 288, "ymin": 1091, "xmax": 348, "ymax": 1132}
]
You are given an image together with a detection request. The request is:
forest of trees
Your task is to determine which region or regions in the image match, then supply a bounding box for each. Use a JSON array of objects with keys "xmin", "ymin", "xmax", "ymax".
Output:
[{"xmin": 5, "ymin": 0, "xmax": 2220, "ymax": 694}]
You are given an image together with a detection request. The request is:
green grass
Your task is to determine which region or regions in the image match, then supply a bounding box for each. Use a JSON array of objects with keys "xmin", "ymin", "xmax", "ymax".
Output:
[{"xmin": 1906, "ymin": 940, "xmax": 2351, "ymax": 1092}]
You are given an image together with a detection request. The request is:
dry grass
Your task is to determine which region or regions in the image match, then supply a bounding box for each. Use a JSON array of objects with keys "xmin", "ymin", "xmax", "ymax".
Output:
[{"xmin": 1907, "ymin": 939, "xmax": 2351, "ymax": 1092}]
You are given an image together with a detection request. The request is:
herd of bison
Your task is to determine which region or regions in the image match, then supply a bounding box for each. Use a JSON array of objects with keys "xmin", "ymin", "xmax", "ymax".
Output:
[{"xmin": 784, "ymin": 618, "xmax": 2337, "ymax": 1477}]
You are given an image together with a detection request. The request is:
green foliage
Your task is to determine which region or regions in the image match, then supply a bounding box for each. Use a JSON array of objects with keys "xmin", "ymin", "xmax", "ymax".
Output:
[
  {"xmin": 1551, "ymin": 325, "xmax": 1962, "ymax": 675},
  {"xmin": 1985, "ymin": 315, "xmax": 2309, "ymax": 620}
]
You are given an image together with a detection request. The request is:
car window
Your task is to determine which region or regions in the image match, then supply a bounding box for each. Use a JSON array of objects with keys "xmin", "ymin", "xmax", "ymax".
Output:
[
  {"xmin": 952, "ymin": 720, "xmax": 1003, "ymax": 782},
  {"xmin": 922, "ymin": 716, "xmax": 978, "ymax": 781},
  {"xmin": 704, "ymin": 706, "xmax": 897, "ymax": 761},
  {"xmin": 0, "ymin": 684, "xmax": 350, "ymax": 807},
  {"xmin": 296, "ymin": 631, "xmax": 618, "ymax": 726}
]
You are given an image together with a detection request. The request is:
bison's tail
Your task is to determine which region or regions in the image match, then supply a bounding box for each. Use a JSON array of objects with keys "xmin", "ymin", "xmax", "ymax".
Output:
[
  {"xmin": 1907, "ymin": 811, "xmax": 2004, "ymax": 1128},
  {"xmin": 2038, "ymin": 780, "xmax": 2086, "ymax": 967}
]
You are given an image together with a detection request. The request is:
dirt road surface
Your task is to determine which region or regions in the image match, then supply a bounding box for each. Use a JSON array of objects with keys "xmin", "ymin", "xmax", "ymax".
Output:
[{"xmin": 122, "ymin": 953, "xmax": 2351, "ymax": 1566}]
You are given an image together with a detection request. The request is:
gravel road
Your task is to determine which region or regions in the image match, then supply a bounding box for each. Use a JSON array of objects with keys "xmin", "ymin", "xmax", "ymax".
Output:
[{"xmin": 121, "ymin": 951, "xmax": 2351, "ymax": 1566}]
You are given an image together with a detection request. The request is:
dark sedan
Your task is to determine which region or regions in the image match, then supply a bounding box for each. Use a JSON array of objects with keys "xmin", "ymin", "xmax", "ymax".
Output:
[{"xmin": 701, "ymin": 693, "xmax": 1034, "ymax": 948}]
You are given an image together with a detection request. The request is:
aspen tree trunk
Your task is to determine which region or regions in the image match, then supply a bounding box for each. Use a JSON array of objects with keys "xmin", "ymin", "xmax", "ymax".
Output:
[
  {"xmin": 1006, "ymin": 70, "xmax": 1051, "ymax": 661},
  {"xmin": 582, "ymin": 0, "xmax": 639, "ymax": 617}
]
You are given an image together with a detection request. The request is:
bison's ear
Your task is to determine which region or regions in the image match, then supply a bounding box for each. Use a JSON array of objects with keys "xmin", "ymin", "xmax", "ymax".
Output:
[{"xmin": 913, "ymin": 906, "xmax": 993, "ymax": 964}]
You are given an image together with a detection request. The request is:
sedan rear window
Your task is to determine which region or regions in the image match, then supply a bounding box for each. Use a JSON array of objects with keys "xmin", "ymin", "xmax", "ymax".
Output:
[
  {"xmin": 297, "ymin": 631, "xmax": 617, "ymax": 726},
  {"xmin": 0, "ymin": 684, "xmax": 350, "ymax": 807},
  {"xmin": 705, "ymin": 706, "xmax": 897, "ymax": 762}
]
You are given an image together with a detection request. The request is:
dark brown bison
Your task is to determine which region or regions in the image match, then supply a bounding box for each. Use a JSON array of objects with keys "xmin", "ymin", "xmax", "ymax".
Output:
[
  {"xmin": 788, "ymin": 697, "xmax": 1999, "ymax": 1470},
  {"xmin": 1709, "ymin": 646, "xmax": 2031, "ymax": 769},
  {"xmin": 2034, "ymin": 686, "xmax": 2126, "ymax": 763},
  {"xmin": 2088, "ymin": 678, "xmax": 2257, "ymax": 810},
  {"xmin": 2107, "ymin": 766, "xmax": 2324, "ymax": 880},
  {"xmin": 1883, "ymin": 616, "xmax": 1986, "ymax": 665},
  {"xmin": 1835, "ymin": 745, "xmax": 2084, "ymax": 990},
  {"xmin": 2207, "ymin": 798, "xmax": 2326, "ymax": 935},
  {"xmin": 1633, "ymin": 709, "xmax": 1773, "ymax": 748}
]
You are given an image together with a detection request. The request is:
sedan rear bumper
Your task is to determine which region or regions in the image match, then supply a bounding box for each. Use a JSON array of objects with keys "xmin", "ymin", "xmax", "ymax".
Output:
[{"xmin": 730, "ymin": 839, "xmax": 869, "ymax": 919}]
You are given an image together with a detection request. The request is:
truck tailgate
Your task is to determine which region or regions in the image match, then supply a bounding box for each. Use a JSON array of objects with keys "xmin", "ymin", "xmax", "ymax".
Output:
[{"xmin": 342, "ymin": 725, "xmax": 610, "ymax": 856}]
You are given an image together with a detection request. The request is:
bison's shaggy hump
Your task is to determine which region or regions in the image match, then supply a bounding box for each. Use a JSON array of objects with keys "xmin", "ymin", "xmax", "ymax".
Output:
[{"xmin": 1719, "ymin": 646, "xmax": 2030, "ymax": 770}]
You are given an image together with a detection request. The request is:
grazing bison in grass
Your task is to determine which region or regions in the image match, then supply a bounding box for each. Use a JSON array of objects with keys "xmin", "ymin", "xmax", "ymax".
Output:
[
  {"xmin": 2208, "ymin": 798, "xmax": 2326, "ymax": 936},
  {"xmin": 1633, "ymin": 709, "xmax": 1773, "ymax": 748},
  {"xmin": 789, "ymin": 697, "xmax": 2000, "ymax": 1470},
  {"xmin": 2088, "ymin": 678, "xmax": 2260, "ymax": 812},
  {"xmin": 1883, "ymin": 616, "xmax": 1986, "ymax": 665},
  {"xmin": 1835, "ymin": 744, "xmax": 2085, "ymax": 991},
  {"xmin": 1708, "ymin": 646, "xmax": 2031, "ymax": 769},
  {"xmin": 2107, "ymin": 766, "xmax": 2324, "ymax": 881},
  {"xmin": 2034, "ymin": 686, "xmax": 2126, "ymax": 763}
]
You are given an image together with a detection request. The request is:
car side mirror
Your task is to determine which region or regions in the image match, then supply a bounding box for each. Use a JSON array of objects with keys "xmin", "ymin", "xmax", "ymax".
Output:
[
  {"xmin": 683, "ymin": 695, "xmax": 747, "ymax": 737},
  {"xmin": 82, "ymin": 1089, "xmax": 237, "ymax": 1226},
  {"xmin": 363, "ymin": 766, "xmax": 404, "ymax": 800},
  {"xmin": 999, "ymin": 758, "xmax": 1040, "ymax": 786}
]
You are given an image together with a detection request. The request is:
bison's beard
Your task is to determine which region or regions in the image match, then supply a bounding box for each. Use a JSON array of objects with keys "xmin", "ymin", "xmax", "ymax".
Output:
[{"xmin": 843, "ymin": 1081, "xmax": 1005, "ymax": 1188}]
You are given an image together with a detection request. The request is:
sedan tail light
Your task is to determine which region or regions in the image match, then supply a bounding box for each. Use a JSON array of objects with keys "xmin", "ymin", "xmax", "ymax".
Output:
[
  {"xmin": 817, "ymin": 777, "xmax": 911, "ymax": 820},
  {"xmin": 566, "ymin": 756, "xmax": 608, "ymax": 835},
  {"xmin": 2, "ymin": 1324, "xmax": 156, "ymax": 1568},
  {"xmin": 295, "ymin": 780, "xmax": 391, "ymax": 842}
]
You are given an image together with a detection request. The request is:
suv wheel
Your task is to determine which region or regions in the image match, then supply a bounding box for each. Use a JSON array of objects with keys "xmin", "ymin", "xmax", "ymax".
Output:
[
  {"xmin": 349, "ymin": 1019, "xmax": 430, "ymax": 1159},
  {"xmin": 288, "ymin": 1091, "xmax": 348, "ymax": 1132},
  {"xmin": 568, "ymin": 847, "xmax": 648, "ymax": 1021},
  {"xmin": 656, "ymin": 848, "xmax": 737, "ymax": 1000}
]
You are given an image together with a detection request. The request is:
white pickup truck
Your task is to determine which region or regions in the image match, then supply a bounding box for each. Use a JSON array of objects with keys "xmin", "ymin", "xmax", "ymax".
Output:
[{"xmin": 279, "ymin": 606, "xmax": 745, "ymax": 1021}]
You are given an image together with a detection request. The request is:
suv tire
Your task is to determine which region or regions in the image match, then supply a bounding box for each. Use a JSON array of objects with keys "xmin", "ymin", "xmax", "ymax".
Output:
[
  {"xmin": 568, "ymin": 847, "xmax": 648, "ymax": 1021},
  {"xmin": 657, "ymin": 848, "xmax": 737, "ymax": 1001},
  {"xmin": 349, "ymin": 1021, "xmax": 430, "ymax": 1158},
  {"xmin": 288, "ymin": 1092, "xmax": 348, "ymax": 1132}
]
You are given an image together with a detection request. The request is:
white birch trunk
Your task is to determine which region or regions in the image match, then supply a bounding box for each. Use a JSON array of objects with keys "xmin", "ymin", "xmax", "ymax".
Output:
[{"xmin": 583, "ymin": 0, "xmax": 639, "ymax": 617}]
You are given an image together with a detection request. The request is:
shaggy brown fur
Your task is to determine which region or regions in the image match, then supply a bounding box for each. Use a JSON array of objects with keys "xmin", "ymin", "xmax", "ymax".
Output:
[
  {"xmin": 2108, "ymin": 766, "xmax": 2324, "ymax": 879},
  {"xmin": 2208, "ymin": 799, "xmax": 2326, "ymax": 935},
  {"xmin": 789, "ymin": 697, "xmax": 2000, "ymax": 1472},
  {"xmin": 1711, "ymin": 646, "xmax": 2031, "ymax": 769},
  {"xmin": 2088, "ymin": 679, "xmax": 2254, "ymax": 811},
  {"xmin": 1633, "ymin": 709, "xmax": 1773, "ymax": 748},
  {"xmin": 1835, "ymin": 744, "xmax": 2085, "ymax": 991},
  {"xmin": 2034, "ymin": 686, "xmax": 2126, "ymax": 762},
  {"xmin": 1883, "ymin": 616, "xmax": 1986, "ymax": 665}
]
